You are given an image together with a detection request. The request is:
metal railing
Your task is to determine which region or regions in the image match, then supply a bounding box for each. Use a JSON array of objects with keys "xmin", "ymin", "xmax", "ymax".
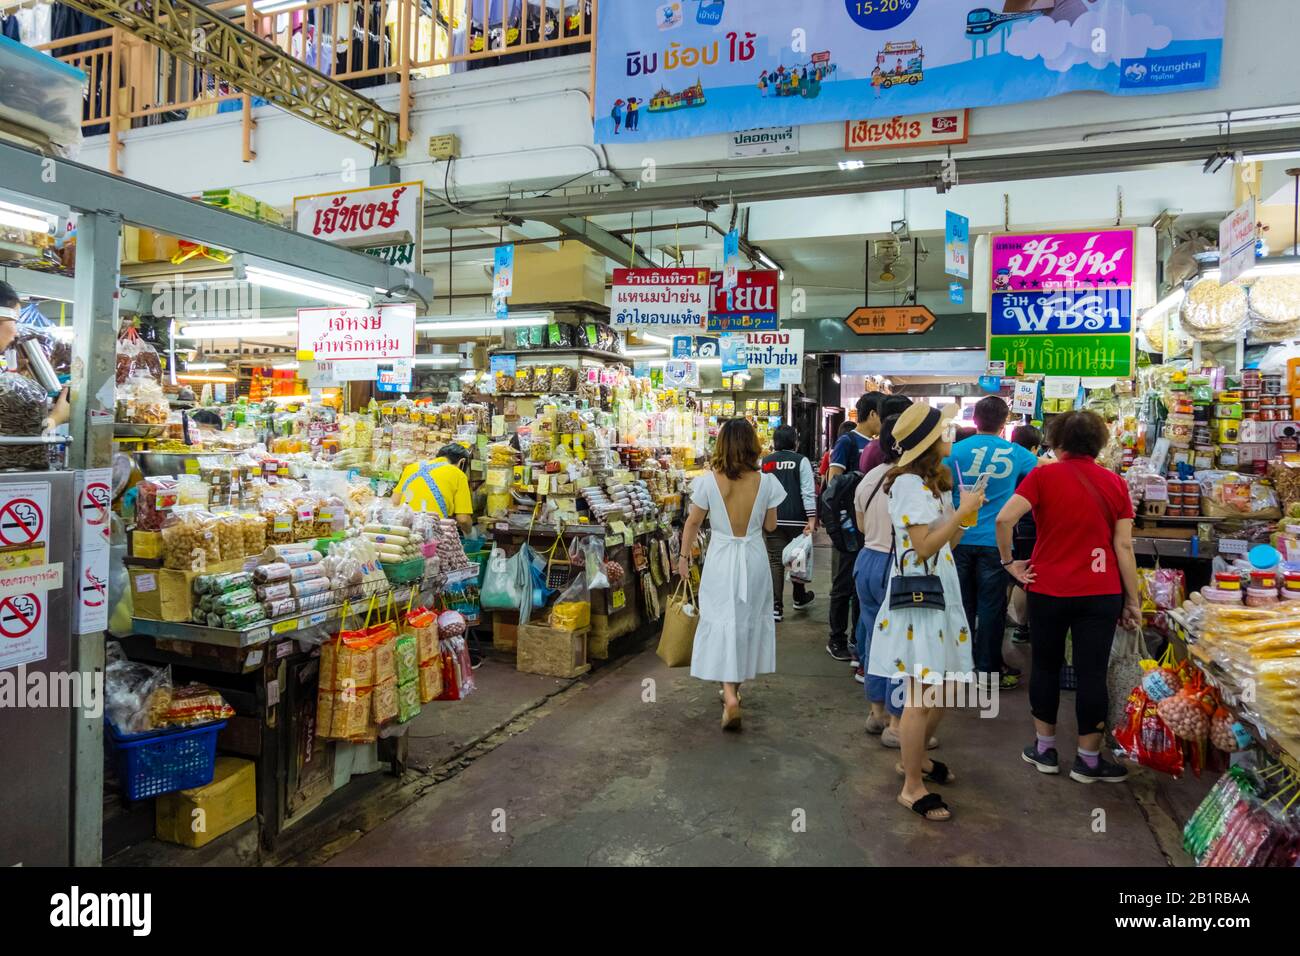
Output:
[{"xmin": 35, "ymin": 0, "xmax": 594, "ymax": 174}]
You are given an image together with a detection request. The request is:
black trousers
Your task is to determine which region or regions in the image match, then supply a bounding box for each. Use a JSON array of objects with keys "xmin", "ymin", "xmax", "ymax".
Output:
[
  {"xmin": 829, "ymin": 546, "xmax": 861, "ymax": 645},
  {"xmin": 1026, "ymin": 592, "xmax": 1123, "ymax": 735},
  {"xmin": 764, "ymin": 526, "xmax": 809, "ymax": 610}
]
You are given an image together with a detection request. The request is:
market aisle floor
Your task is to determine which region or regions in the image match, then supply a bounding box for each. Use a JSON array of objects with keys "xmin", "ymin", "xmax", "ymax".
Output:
[{"xmin": 325, "ymin": 554, "xmax": 1203, "ymax": 867}]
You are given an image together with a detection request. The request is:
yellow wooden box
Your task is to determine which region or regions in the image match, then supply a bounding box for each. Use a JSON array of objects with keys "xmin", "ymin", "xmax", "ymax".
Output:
[{"xmin": 155, "ymin": 757, "xmax": 256, "ymax": 848}]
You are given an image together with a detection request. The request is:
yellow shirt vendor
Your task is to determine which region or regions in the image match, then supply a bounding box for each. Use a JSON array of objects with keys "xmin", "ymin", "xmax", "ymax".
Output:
[{"xmin": 391, "ymin": 443, "xmax": 474, "ymax": 533}]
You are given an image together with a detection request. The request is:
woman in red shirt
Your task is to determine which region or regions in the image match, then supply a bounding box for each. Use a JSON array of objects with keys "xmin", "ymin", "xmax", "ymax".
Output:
[{"xmin": 994, "ymin": 411, "xmax": 1140, "ymax": 784}]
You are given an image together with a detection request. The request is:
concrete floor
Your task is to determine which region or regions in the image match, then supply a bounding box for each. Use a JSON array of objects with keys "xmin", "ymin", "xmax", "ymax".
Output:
[{"xmin": 317, "ymin": 556, "xmax": 1209, "ymax": 868}]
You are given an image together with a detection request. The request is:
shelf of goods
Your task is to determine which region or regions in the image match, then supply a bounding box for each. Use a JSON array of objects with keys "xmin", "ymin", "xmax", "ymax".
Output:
[{"xmin": 1160, "ymin": 604, "xmax": 1300, "ymax": 866}]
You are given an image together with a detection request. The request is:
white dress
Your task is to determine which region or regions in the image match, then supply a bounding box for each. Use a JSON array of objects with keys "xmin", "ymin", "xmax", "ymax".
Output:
[
  {"xmin": 866, "ymin": 474, "xmax": 975, "ymax": 686},
  {"xmin": 689, "ymin": 471, "xmax": 786, "ymax": 683}
]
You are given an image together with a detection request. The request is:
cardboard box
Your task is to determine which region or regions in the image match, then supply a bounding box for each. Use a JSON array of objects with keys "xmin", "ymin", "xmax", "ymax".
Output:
[
  {"xmin": 492, "ymin": 614, "xmax": 518, "ymax": 652},
  {"xmin": 155, "ymin": 757, "xmax": 256, "ymax": 848},
  {"xmin": 1215, "ymin": 419, "xmax": 1240, "ymax": 444},
  {"xmin": 517, "ymin": 623, "xmax": 590, "ymax": 678},
  {"xmin": 1238, "ymin": 419, "xmax": 1270, "ymax": 444},
  {"xmin": 129, "ymin": 529, "xmax": 162, "ymax": 561},
  {"xmin": 129, "ymin": 559, "xmax": 243, "ymax": 622}
]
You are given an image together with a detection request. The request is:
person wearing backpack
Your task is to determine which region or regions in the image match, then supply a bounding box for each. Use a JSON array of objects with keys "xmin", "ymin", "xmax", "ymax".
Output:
[
  {"xmin": 821, "ymin": 392, "xmax": 882, "ymax": 662},
  {"xmin": 761, "ymin": 425, "xmax": 816, "ymax": 622}
]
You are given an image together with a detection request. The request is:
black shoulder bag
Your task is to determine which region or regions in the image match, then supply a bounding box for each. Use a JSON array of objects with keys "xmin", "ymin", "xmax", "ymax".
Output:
[{"xmin": 887, "ymin": 548, "xmax": 947, "ymax": 611}]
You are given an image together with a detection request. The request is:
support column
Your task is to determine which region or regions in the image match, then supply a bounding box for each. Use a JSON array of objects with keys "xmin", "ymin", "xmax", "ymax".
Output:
[{"xmin": 68, "ymin": 211, "xmax": 122, "ymax": 867}]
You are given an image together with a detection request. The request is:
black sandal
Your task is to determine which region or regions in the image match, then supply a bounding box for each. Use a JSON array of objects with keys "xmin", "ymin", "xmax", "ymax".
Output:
[
  {"xmin": 895, "ymin": 759, "xmax": 956, "ymax": 785},
  {"xmin": 899, "ymin": 792, "xmax": 951, "ymax": 822}
]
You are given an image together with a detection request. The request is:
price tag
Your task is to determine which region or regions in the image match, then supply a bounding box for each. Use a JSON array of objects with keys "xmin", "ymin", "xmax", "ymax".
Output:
[
  {"xmin": 297, "ymin": 506, "xmax": 314, "ymax": 522},
  {"xmin": 611, "ymin": 588, "xmax": 626, "ymax": 610},
  {"xmin": 247, "ymin": 626, "xmax": 270, "ymax": 644},
  {"xmin": 245, "ymin": 649, "xmax": 264, "ymax": 669},
  {"xmin": 273, "ymin": 515, "xmax": 293, "ymax": 533},
  {"xmin": 184, "ymin": 459, "xmax": 200, "ymax": 474},
  {"xmin": 1219, "ymin": 538, "xmax": 1249, "ymax": 556},
  {"xmin": 537, "ymin": 473, "xmax": 550, "ymax": 496},
  {"xmin": 492, "ymin": 414, "xmax": 506, "ymax": 437},
  {"xmin": 307, "ymin": 611, "xmax": 328, "ymax": 626},
  {"xmin": 272, "ymin": 618, "xmax": 298, "ymax": 635},
  {"xmin": 275, "ymin": 640, "xmax": 293, "ymax": 659}
]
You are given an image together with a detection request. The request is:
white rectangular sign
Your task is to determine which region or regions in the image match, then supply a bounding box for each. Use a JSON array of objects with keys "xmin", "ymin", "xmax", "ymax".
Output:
[
  {"xmin": 332, "ymin": 360, "xmax": 380, "ymax": 382},
  {"xmin": 1219, "ymin": 197, "xmax": 1257, "ymax": 285},
  {"xmin": 293, "ymin": 181, "xmax": 423, "ymax": 251},
  {"xmin": 728, "ymin": 126, "xmax": 798, "ymax": 158},
  {"xmin": 0, "ymin": 481, "xmax": 50, "ymax": 552},
  {"xmin": 75, "ymin": 468, "xmax": 113, "ymax": 552},
  {"xmin": 379, "ymin": 358, "xmax": 413, "ymax": 386},
  {"xmin": 0, "ymin": 591, "xmax": 47, "ymax": 671},
  {"xmin": 744, "ymin": 330, "xmax": 803, "ymax": 384},
  {"xmin": 610, "ymin": 268, "xmax": 711, "ymax": 329},
  {"xmin": 297, "ymin": 303, "xmax": 416, "ymax": 361},
  {"xmin": 0, "ymin": 563, "xmax": 62, "ymax": 600},
  {"xmin": 75, "ymin": 547, "xmax": 109, "ymax": 635}
]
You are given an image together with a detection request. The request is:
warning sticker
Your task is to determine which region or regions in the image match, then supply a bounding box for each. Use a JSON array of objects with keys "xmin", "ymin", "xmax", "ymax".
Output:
[
  {"xmin": 76, "ymin": 548, "xmax": 109, "ymax": 634},
  {"xmin": 76, "ymin": 468, "xmax": 113, "ymax": 550},
  {"xmin": 0, "ymin": 496, "xmax": 45, "ymax": 548},
  {"xmin": 0, "ymin": 592, "xmax": 47, "ymax": 671}
]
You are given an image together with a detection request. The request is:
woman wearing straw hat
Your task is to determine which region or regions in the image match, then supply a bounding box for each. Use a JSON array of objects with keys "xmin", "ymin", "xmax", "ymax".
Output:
[{"xmin": 867, "ymin": 402, "xmax": 984, "ymax": 822}]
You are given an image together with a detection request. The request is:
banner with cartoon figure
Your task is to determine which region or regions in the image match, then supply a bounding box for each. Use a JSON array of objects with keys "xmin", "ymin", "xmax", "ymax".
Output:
[{"xmin": 595, "ymin": 0, "xmax": 1224, "ymax": 144}]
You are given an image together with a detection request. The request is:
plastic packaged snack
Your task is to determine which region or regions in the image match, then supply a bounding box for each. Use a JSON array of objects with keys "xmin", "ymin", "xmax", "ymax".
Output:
[
  {"xmin": 262, "ymin": 497, "xmax": 295, "ymax": 545},
  {"xmin": 256, "ymin": 581, "xmax": 293, "ymax": 602},
  {"xmin": 135, "ymin": 477, "xmax": 178, "ymax": 532},
  {"xmin": 241, "ymin": 512, "xmax": 267, "ymax": 556},
  {"xmin": 162, "ymin": 507, "xmax": 218, "ymax": 570},
  {"xmin": 194, "ymin": 571, "xmax": 253, "ymax": 595},
  {"xmin": 115, "ymin": 326, "xmax": 163, "ymax": 384},
  {"xmin": 291, "ymin": 576, "xmax": 330, "ymax": 598},
  {"xmin": 220, "ymin": 604, "xmax": 267, "ymax": 629},
  {"xmin": 208, "ymin": 587, "xmax": 257, "ymax": 612},
  {"xmin": 213, "ymin": 512, "xmax": 244, "ymax": 563},
  {"xmin": 254, "ymin": 562, "xmax": 292, "ymax": 584},
  {"xmin": 314, "ymin": 494, "xmax": 346, "ymax": 536},
  {"xmin": 263, "ymin": 597, "xmax": 297, "ymax": 618}
]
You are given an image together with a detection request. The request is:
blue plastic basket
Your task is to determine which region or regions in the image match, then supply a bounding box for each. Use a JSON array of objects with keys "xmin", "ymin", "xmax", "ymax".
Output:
[{"xmin": 106, "ymin": 719, "xmax": 226, "ymax": 801}]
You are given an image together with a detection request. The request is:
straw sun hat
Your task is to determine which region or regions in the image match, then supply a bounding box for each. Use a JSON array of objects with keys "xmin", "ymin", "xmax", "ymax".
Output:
[{"xmin": 890, "ymin": 402, "xmax": 960, "ymax": 468}]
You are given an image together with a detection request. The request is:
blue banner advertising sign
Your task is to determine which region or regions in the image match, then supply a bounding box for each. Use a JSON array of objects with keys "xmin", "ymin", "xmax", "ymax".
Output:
[
  {"xmin": 595, "ymin": 1, "xmax": 1224, "ymax": 144},
  {"xmin": 945, "ymin": 210, "xmax": 969, "ymax": 280},
  {"xmin": 989, "ymin": 289, "xmax": 1133, "ymax": 336},
  {"xmin": 672, "ymin": 335, "xmax": 694, "ymax": 358},
  {"xmin": 720, "ymin": 333, "xmax": 748, "ymax": 373}
]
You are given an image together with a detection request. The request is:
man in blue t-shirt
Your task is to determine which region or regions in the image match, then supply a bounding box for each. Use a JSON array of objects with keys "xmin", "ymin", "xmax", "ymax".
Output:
[
  {"xmin": 946, "ymin": 396, "xmax": 1038, "ymax": 689},
  {"xmin": 824, "ymin": 392, "xmax": 882, "ymax": 664}
]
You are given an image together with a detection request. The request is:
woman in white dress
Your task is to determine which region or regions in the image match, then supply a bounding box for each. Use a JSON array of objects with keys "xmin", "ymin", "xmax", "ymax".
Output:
[
  {"xmin": 677, "ymin": 418, "xmax": 786, "ymax": 731},
  {"xmin": 866, "ymin": 402, "xmax": 983, "ymax": 822}
]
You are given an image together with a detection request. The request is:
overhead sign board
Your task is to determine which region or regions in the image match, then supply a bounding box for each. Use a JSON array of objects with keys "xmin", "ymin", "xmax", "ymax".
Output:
[
  {"xmin": 610, "ymin": 268, "xmax": 711, "ymax": 329},
  {"xmin": 296, "ymin": 303, "xmax": 416, "ymax": 362},
  {"xmin": 292, "ymin": 180, "xmax": 424, "ymax": 274},
  {"xmin": 728, "ymin": 126, "xmax": 799, "ymax": 158},
  {"xmin": 1218, "ymin": 197, "xmax": 1257, "ymax": 285},
  {"xmin": 744, "ymin": 329, "xmax": 803, "ymax": 384},
  {"xmin": 844, "ymin": 305, "xmax": 937, "ymax": 336},
  {"xmin": 987, "ymin": 228, "xmax": 1137, "ymax": 378},
  {"xmin": 845, "ymin": 110, "xmax": 969, "ymax": 152},
  {"xmin": 707, "ymin": 269, "xmax": 779, "ymax": 332}
]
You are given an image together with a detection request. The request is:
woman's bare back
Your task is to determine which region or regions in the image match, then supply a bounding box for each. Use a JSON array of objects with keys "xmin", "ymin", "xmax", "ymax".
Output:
[{"xmin": 713, "ymin": 470, "xmax": 761, "ymax": 537}]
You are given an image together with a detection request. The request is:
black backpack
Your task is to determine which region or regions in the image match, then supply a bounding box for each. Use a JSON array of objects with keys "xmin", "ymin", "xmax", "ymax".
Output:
[{"xmin": 818, "ymin": 469, "xmax": 864, "ymax": 552}]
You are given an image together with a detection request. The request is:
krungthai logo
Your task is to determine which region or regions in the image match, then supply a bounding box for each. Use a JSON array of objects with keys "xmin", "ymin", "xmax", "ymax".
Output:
[{"xmin": 1119, "ymin": 54, "xmax": 1207, "ymax": 88}]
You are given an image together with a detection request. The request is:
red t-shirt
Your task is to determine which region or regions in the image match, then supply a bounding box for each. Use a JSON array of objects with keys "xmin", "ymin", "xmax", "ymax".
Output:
[{"xmin": 1015, "ymin": 455, "xmax": 1134, "ymax": 598}]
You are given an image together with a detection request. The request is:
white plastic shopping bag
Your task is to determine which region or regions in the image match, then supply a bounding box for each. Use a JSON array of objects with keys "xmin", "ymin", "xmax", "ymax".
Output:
[{"xmin": 781, "ymin": 532, "xmax": 814, "ymax": 584}]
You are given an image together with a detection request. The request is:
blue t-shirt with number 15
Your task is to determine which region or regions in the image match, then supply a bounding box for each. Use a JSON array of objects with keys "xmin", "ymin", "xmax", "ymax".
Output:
[{"xmin": 945, "ymin": 435, "xmax": 1038, "ymax": 548}]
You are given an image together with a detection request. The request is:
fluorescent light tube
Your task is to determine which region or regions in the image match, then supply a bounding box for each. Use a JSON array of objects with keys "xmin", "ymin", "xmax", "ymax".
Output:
[
  {"xmin": 185, "ymin": 361, "xmax": 229, "ymax": 371},
  {"xmin": 638, "ymin": 333, "xmax": 673, "ymax": 346},
  {"xmin": 411, "ymin": 356, "xmax": 461, "ymax": 366},
  {"xmin": 178, "ymin": 321, "xmax": 299, "ymax": 338},
  {"xmin": 624, "ymin": 347, "xmax": 668, "ymax": 357},
  {"xmin": 416, "ymin": 312, "xmax": 551, "ymax": 332},
  {"xmin": 0, "ymin": 202, "xmax": 55, "ymax": 233},
  {"xmin": 839, "ymin": 160, "xmax": 865, "ymax": 171},
  {"xmin": 244, "ymin": 266, "xmax": 371, "ymax": 308},
  {"xmin": 176, "ymin": 373, "xmax": 238, "ymax": 383},
  {"xmin": 272, "ymin": 362, "xmax": 300, "ymax": 370}
]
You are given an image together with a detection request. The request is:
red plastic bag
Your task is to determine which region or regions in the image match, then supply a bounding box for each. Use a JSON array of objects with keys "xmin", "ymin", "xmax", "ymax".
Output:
[{"xmin": 1114, "ymin": 685, "xmax": 1184, "ymax": 777}]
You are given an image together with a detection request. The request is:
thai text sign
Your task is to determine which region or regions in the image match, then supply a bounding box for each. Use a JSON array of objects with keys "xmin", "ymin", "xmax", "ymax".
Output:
[
  {"xmin": 845, "ymin": 110, "xmax": 968, "ymax": 152},
  {"xmin": 745, "ymin": 329, "xmax": 803, "ymax": 384},
  {"xmin": 611, "ymin": 267, "xmax": 711, "ymax": 328},
  {"xmin": 707, "ymin": 269, "xmax": 779, "ymax": 332},
  {"xmin": 297, "ymin": 304, "xmax": 416, "ymax": 361},
  {"xmin": 989, "ymin": 228, "xmax": 1135, "ymax": 378},
  {"xmin": 991, "ymin": 229, "xmax": 1135, "ymax": 291},
  {"xmin": 594, "ymin": 2, "xmax": 1224, "ymax": 144},
  {"xmin": 293, "ymin": 181, "xmax": 424, "ymax": 274},
  {"xmin": 989, "ymin": 290, "xmax": 1133, "ymax": 336}
]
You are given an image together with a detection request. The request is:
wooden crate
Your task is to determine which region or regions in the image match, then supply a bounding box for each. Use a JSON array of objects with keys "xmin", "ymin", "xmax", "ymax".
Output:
[{"xmin": 517, "ymin": 623, "xmax": 590, "ymax": 679}]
